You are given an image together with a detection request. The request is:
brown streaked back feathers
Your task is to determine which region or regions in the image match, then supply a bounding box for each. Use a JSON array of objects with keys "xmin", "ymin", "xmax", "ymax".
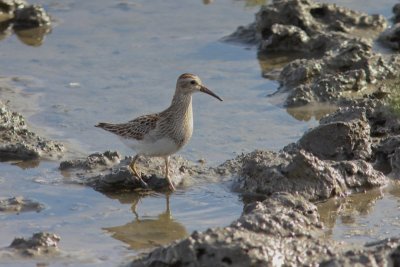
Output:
[{"xmin": 95, "ymin": 114, "xmax": 159, "ymax": 140}]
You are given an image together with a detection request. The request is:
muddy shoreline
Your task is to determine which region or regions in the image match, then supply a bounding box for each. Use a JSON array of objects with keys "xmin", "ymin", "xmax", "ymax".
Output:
[{"xmin": 2, "ymin": 0, "xmax": 400, "ymax": 266}]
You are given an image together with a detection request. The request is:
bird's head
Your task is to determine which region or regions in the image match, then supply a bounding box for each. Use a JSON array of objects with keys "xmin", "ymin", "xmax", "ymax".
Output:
[{"xmin": 176, "ymin": 73, "xmax": 222, "ymax": 101}]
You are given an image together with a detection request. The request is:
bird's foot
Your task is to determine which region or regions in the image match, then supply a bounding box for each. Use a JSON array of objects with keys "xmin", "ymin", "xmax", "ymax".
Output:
[
  {"xmin": 166, "ymin": 176, "xmax": 176, "ymax": 191},
  {"xmin": 128, "ymin": 165, "xmax": 149, "ymax": 189},
  {"xmin": 169, "ymin": 183, "xmax": 176, "ymax": 191},
  {"xmin": 137, "ymin": 176, "xmax": 149, "ymax": 189}
]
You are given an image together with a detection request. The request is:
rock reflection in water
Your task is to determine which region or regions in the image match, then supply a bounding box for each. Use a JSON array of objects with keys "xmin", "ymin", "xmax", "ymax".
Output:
[
  {"xmin": 11, "ymin": 159, "xmax": 40, "ymax": 169},
  {"xmin": 286, "ymin": 103, "xmax": 338, "ymax": 121},
  {"xmin": 317, "ymin": 188, "xmax": 383, "ymax": 237},
  {"xmin": 258, "ymin": 51, "xmax": 306, "ymax": 80},
  {"xmin": 0, "ymin": 2, "xmax": 51, "ymax": 46},
  {"xmin": 14, "ymin": 25, "xmax": 51, "ymax": 46},
  {"xmin": 103, "ymin": 192, "xmax": 188, "ymax": 250}
]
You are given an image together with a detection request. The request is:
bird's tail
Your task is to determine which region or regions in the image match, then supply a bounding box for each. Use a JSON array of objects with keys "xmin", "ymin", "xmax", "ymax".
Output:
[
  {"xmin": 95, "ymin": 122, "xmax": 127, "ymax": 136},
  {"xmin": 95, "ymin": 122, "xmax": 113, "ymax": 130}
]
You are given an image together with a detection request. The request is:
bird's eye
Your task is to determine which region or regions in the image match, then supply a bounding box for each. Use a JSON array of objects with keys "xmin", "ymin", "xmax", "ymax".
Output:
[{"xmin": 190, "ymin": 80, "xmax": 196, "ymax": 85}]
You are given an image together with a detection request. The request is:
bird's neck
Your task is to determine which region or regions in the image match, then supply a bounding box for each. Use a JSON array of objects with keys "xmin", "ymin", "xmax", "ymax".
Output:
[{"xmin": 170, "ymin": 93, "xmax": 193, "ymax": 116}]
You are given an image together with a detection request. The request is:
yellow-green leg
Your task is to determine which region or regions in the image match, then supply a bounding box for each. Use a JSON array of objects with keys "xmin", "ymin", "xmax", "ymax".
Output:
[
  {"xmin": 164, "ymin": 156, "xmax": 175, "ymax": 191},
  {"xmin": 129, "ymin": 155, "xmax": 148, "ymax": 188}
]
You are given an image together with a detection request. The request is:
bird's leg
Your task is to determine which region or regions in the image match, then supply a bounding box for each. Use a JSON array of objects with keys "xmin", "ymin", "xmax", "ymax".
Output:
[
  {"xmin": 164, "ymin": 192, "xmax": 172, "ymax": 219},
  {"xmin": 129, "ymin": 155, "xmax": 148, "ymax": 188},
  {"xmin": 130, "ymin": 197, "xmax": 140, "ymax": 221},
  {"xmin": 164, "ymin": 156, "xmax": 175, "ymax": 191}
]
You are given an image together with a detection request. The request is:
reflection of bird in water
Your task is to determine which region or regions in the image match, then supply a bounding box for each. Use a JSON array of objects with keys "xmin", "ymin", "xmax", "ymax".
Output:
[
  {"xmin": 103, "ymin": 192, "xmax": 188, "ymax": 250},
  {"xmin": 96, "ymin": 73, "xmax": 222, "ymax": 191}
]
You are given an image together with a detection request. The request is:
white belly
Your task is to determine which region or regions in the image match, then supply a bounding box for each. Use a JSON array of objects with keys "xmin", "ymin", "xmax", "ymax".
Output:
[{"xmin": 119, "ymin": 136, "xmax": 180, "ymax": 157}]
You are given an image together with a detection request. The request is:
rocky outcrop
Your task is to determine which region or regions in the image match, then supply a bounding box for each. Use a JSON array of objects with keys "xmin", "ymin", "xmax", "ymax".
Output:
[
  {"xmin": 226, "ymin": 0, "xmax": 400, "ymax": 108},
  {"xmin": 226, "ymin": 148, "xmax": 385, "ymax": 202},
  {"xmin": 0, "ymin": 101, "xmax": 64, "ymax": 161},
  {"xmin": 60, "ymin": 151, "xmax": 218, "ymax": 192},
  {"xmin": 227, "ymin": 0, "xmax": 386, "ymax": 53},
  {"xmin": 277, "ymin": 42, "xmax": 400, "ymax": 107}
]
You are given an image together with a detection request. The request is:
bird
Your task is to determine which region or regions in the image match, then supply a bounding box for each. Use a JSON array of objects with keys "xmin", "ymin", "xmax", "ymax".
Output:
[{"xmin": 95, "ymin": 73, "xmax": 222, "ymax": 191}]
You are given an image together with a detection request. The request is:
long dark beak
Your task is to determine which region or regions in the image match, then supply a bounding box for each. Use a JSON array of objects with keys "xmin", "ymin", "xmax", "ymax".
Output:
[{"xmin": 200, "ymin": 86, "xmax": 223, "ymax": 101}]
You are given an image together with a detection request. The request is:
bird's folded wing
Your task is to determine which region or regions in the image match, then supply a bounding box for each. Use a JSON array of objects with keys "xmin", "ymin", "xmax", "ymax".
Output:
[{"xmin": 96, "ymin": 114, "xmax": 159, "ymax": 140}]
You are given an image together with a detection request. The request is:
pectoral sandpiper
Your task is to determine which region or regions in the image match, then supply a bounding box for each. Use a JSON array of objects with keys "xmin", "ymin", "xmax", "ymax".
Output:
[{"xmin": 95, "ymin": 73, "xmax": 222, "ymax": 191}]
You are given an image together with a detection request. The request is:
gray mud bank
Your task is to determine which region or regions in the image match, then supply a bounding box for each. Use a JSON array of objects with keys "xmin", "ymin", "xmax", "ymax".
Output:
[{"xmin": 3, "ymin": 0, "xmax": 400, "ymax": 266}]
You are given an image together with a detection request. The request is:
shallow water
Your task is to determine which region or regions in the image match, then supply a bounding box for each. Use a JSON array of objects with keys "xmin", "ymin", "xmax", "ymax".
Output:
[
  {"xmin": 0, "ymin": 0, "xmax": 399, "ymax": 266},
  {"xmin": 318, "ymin": 181, "xmax": 400, "ymax": 245}
]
